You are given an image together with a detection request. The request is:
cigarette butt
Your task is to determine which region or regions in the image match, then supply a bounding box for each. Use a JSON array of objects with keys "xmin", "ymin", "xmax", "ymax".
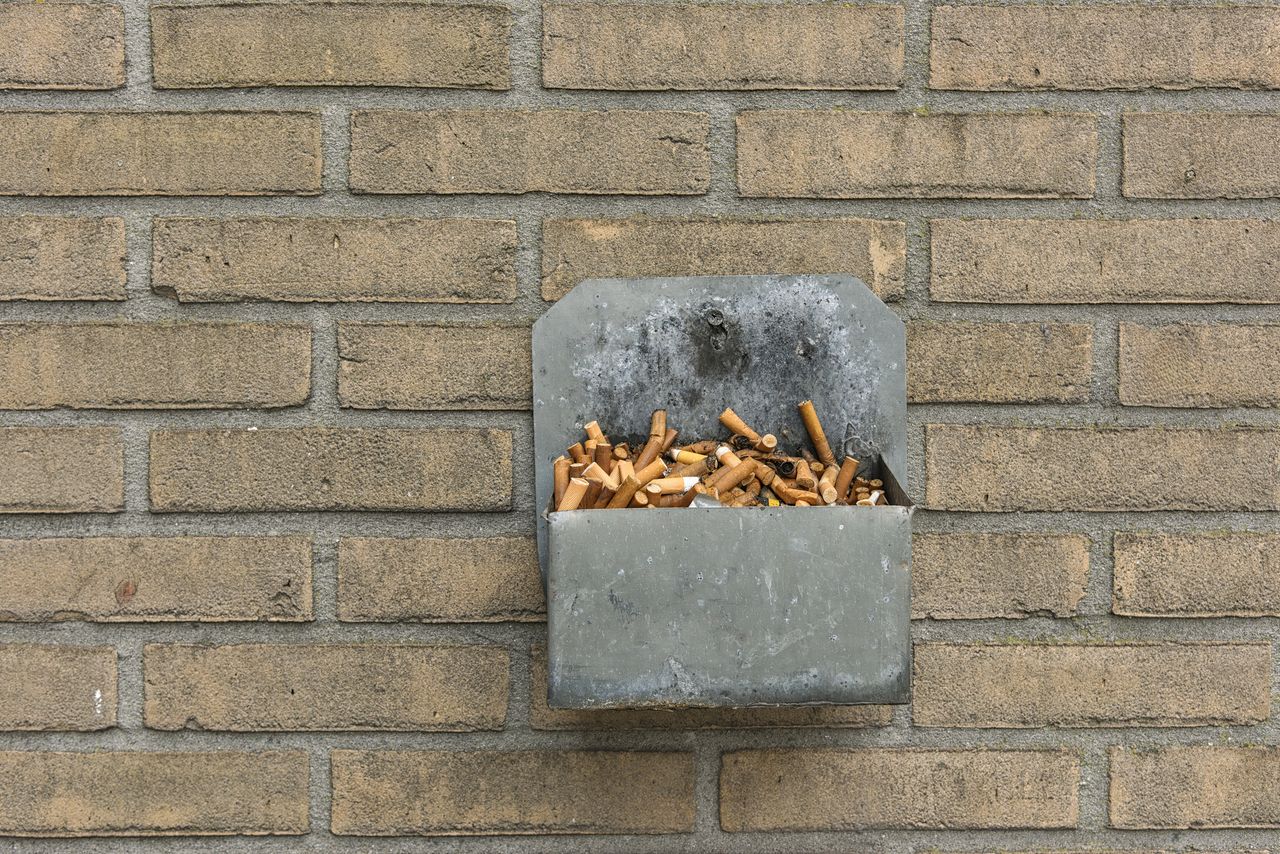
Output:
[
  {"xmin": 856, "ymin": 497, "xmax": 874, "ymax": 506},
  {"xmin": 834, "ymin": 456, "xmax": 859, "ymax": 503},
  {"xmin": 592, "ymin": 485, "xmax": 616, "ymax": 509},
  {"xmin": 719, "ymin": 408, "xmax": 762, "ymax": 443},
  {"xmin": 795, "ymin": 459, "xmax": 816, "ymax": 491},
  {"xmin": 633, "ymin": 435, "xmax": 664, "ymax": 470},
  {"xmin": 553, "ymin": 456, "xmax": 570, "ymax": 507},
  {"xmin": 819, "ymin": 464, "xmax": 838, "ymax": 488},
  {"xmin": 715, "ymin": 445, "xmax": 744, "ymax": 468},
  {"xmin": 669, "ymin": 485, "xmax": 702, "ymax": 507},
  {"xmin": 869, "ymin": 479, "xmax": 883, "ymax": 489},
  {"xmin": 817, "ymin": 464, "xmax": 838, "ymax": 504},
  {"xmin": 607, "ymin": 475, "xmax": 643, "ymax": 508},
  {"xmin": 661, "ymin": 427, "xmax": 679, "ymax": 452},
  {"xmin": 869, "ymin": 489, "xmax": 885, "ymax": 505},
  {"xmin": 797, "ymin": 399, "xmax": 838, "ymax": 468},
  {"xmin": 593, "ymin": 442, "xmax": 613, "ymax": 470},
  {"xmin": 583, "ymin": 439, "xmax": 597, "ymax": 462},
  {"xmin": 584, "ymin": 420, "xmax": 606, "ymax": 443},
  {"xmin": 616, "ymin": 459, "xmax": 635, "ymax": 482},
  {"xmin": 649, "ymin": 409, "xmax": 667, "ymax": 441},
  {"xmin": 796, "ymin": 499, "xmax": 812, "ymax": 507},
  {"xmin": 634, "ymin": 458, "xmax": 668, "ymax": 486},
  {"xmin": 567, "ymin": 442, "xmax": 588, "ymax": 465},
  {"xmin": 820, "ymin": 484, "xmax": 839, "ymax": 505},
  {"xmin": 811, "ymin": 461, "xmax": 825, "ymax": 474},
  {"xmin": 754, "ymin": 433, "xmax": 778, "ymax": 453},
  {"xmin": 582, "ymin": 480, "xmax": 602, "ymax": 508},
  {"xmin": 582, "ymin": 462, "xmax": 619, "ymax": 491},
  {"xmin": 669, "ymin": 449, "xmax": 706, "ymax": 464},
  {"xmin": 670, "ymin": 457, "xmax": 711, "ymax": 479},
  {"xmin": 730, "ymin": 433, "xmax": 755, "ymax": 451},
  {"xmin": 614, "ymin": 444, "xmax": 630, "ymax": 460},
  {"xmin": 646, "ymin": 476, "xmax": 701, "ymax": 495},
  {"xmin": 568, "ymin": 462, "xmax": 586, "ymax": 480},
  {"xmin": 680, "ymin": 440, "xmax": 719, "ymax": 455},
  {"xmin": 629, "ymin": 490, "xmax": 650, "ymax": 508},
  {"xmin": 717, "ymin": 458, "xmax": 760, "ymax": 492},
  {"xmin": 557, "ymin": 477, "xmax": 589, "ymax": 511}
]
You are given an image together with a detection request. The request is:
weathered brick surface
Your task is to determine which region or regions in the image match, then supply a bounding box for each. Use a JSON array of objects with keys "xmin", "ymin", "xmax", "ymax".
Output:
[
  {"xmin": 0, "ymin": 427, "xmax": 123, "ymax": 513},
  {"xmin": 911, "ymin": 533, "xmax": 1090, "ymax": 620},
  {"xmin": 144, "ymin": 643, "xmax": 508, "ymax": 731},
  {"xmin": 530, "ymin": 647, "xmax": 891, "ymax": 730},
  {"xmin": 1124, "ymin": 113, "xmax": 1280, "ymax": 199},
  {"xmin": 337, "ymin": 536, "xmax": 544, "ymax": 623},
  {"xmin": 153, "ymin": 217, "xmax": 516, "ymax": 303},
  {"xmin": 1111, "ymin": 746, "xmax": 1280, "ymax": 828},
  {"xmin": 338, "ymin": 324, "xmax": 531, "ymax": 410},
  {"xmin": 542, "ymin": 2, "xmax": 902, "ymax": 90},
  {"xmin": 913, "ymin": 643, "xmax": 1271, "ymax": 728},
  {"xmin": 720, "ymin": 749, "xmax": 1079, "ymax": 830},
  {"xmin": 737, "ymin": 111, "xmax": 1096, "ymax": 198},
  {"xmin": 0, "ymin": 112, "xmax": 321, "ymax": 196},
  {"xmin": 0, "ymin": 216, "xmax": 126, "ymax": 301},
  {"xmin": 330, "ymin": 749, "xmax": 696, "ymax": 835},
  {"xmin": 152, "ymin": 2, "xmax": 509, "ymax": 88},
  {"xmin": 541, "ymin": 217, "xmax": 905, "ymax": 301},
  {"xmin": 0, "ymin": 750, "xmax": 308, "ymax": 835},
  {"xmin": 350, "ymin": 109, "xmax": 710, "ymax": 194},
  {"xmin": 1114, "ymin": 532, "xmax": 1280, "ymax": 617},
  {"xmin": 907, "ymin": 321, "xmax": 1093, "ymax": 403},
  {"xmin": 0, "ymin": 536, "xmax": 313, "ymax": 622},
  {"xmin": 0, "ymin": 323, "xmax": 311, "ymax": 409},
  {"xmin": 149, "ymin": 428, "xmax": 512, "ymax": 512},
  {"xmin": 925, "ymin": 425, "xmax": 1280, "ymax": 511},
  {"xmin": 931, "ymin": 6, "xmax": 1280, "ymax": 91},
  {"xmin": 0, "ymin": 3, "xmax": 124, "ymax": 90},
  {"xmin": 932, "ymin": 218, "xmax": 1280, "ymax": 303},
  {"xmin": 0, "ymin": 645, "xmax": 116, "ymax": 731},
  {"xmin": 1120, "ymin": 322, "xmax": 1280, "ymax": 407}
]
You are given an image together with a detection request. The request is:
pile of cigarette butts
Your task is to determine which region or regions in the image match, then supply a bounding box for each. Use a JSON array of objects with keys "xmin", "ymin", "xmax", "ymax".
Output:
[{"xmin": 552, "ymin": 401, "xmax": 890, "ymax": 511}]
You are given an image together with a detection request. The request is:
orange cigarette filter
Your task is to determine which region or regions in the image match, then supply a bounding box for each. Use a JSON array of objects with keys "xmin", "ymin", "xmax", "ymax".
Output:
[
  {"xmin": 582, "ymin": 462, "xmax": 619, "ymax": 491},
  {"xmin": 669, "ymin": 449, "xmax": 706, "ymax": 465},
  {"xmin": 718, "ymin": 407, "xmax": 761, "ymax": 443},
  {"xmin": 557, "ymin": 477, "xmax": 589, "ymax": 511},
  {"xmin": 567, "ymin": 442, "xmax": 588, "ymax": 465},
  {"xmin": 553, "ymin": 456, "xmax": 570, "ymax": 507},
  {"xmin": 833, "ymin": 456, "xmax": 859, "ymax": 503},
  {"xmin": 661, "ymin": 427, "xmax": 679, "ymax": 452},
  {"xmin": 584, "ymin": 420, "xmax": 606, "ymax": 443},
  {"xmin": 582, "ymin": 480, "xmax": 602, "ymax": 508},
  {"xmin": 614, "ymin": 444, "xmax": 630, "ymax": 460},
  {"xmin": 607, "ymin": 475, "xmax": 643, "ymax": 508},
  {"xmin": 592, "ymin": 485, "xmax": 617, "ymax": 509},
  {"xmin": 594, "ymin": 442, "xmax": 614, "ymax": 470},
  {"xmin": 634, "ymin": 458, "xmax": 668, "ymax": 486},
  {"xmin": 818, "ymin": 465, "xmax": 839, "ymax": 504},
  {"xmin": 679, "ymin": 440, "xmax": 719, "ymax": 455},
  {"xmin": 797, "ymin": 399, "xmax": 837, "ymax": 468},
  {"xmin": 794, "ymin": 459, "xmax": 817, "ymax": 491},
  {"xmin": 754, "ymin": 433, "xmax": 778, "ymax": 453},
  {"xmin": 629, "ymin": 490, "xmax": 650, "ymax": 508},
  {"xmin": 717, "ymin": 458, "xmax": 760, "ymax": 492},
  {"xmin": 616, "ymin": 459, "xmax": 635, "ymax": 482},
  {"xmin": 633, "ymin": 435, "xmax": 664, "ymax": 470},
  {"xmin": 649, "ymin": 409, "xmax": 667, "ymax": 440},
  {"xmin": 646, "ymin": 476, "xmax": 702, "ymax": 495}
]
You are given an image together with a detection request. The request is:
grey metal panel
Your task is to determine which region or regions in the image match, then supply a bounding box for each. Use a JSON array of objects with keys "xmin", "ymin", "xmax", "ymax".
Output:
[{"xmin": 547, "ymin": 505, "xmax": 911, "ymax": 708}]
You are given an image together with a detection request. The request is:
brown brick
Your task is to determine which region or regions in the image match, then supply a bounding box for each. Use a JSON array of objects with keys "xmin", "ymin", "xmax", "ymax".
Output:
[
  {"xmin": 0, "ymin": 3, "xmax": 123, "ymax": 90},
  {"xmin": 0, "ymin": 322, "xmax": 310, "ymax": 409},
  {"xmin": 331, "ymin": 749, "xmax": 694, "ymax": 835},
  {"xmin": 351, "ymin": 109, "xmax": 709, "ymax": 194},
  {"xmin": 153, "ymin": 217, "xmax": 516, "ymax": 303},
  {"xmin": 931, "ymin": 6, "xmax": 1280, "ymax": 91},
  {"xmin": 0, "ymin": 750, "xmax": 308, "ymax": 835},
  {"xmin": 337, "ymin": 536, "xmax": 543, "ymax": 623},
  {"xmin": 1111, "ymin": 746, "xmax": 1280, "ymax": 828},
  {"xmin": 0, "ymin": 645, "xmax": 115, "ymax": 731},
  {"xmin": 339, "ymin": 324, "xmax": 530, "ymax": 410},
  {"xmin": 720, "ymin": 749, "xmax": 1079, "ymax": 831},
  {"xmin": 541, "ymin": 217, "xmax": 905, "ymax": 301},
  {"xmin": 0, "ymin": 216, "xmax": 125, "ymax": 301},
  {"xmin": 144, "ymin": 643, "xmax": 508, "ymax": 731},
  {"xmin": 149, "ymin": 427, "xmax": 511, "ymax": 512},
  {"xmin": 0, "ymin": 427, "xmax": 123, "ymax": 513},
  {"xmin": 1114, "ymin": 532, "xmax": 1280, "ymax": 617},
  {"xmin": 1124, "ymin": 113, "xmax": 1280, "ymax": 199},
  {"xmin": 1120, "ymin": 322, "xmax": 1280, "ymax": 407},
  {"xmin": 530, "ymin": 647, "xmax": 890, "ymax": 730},
  {"xmin": 543, "ymin": 2, "xmax": 901, "ymax": 90},
  {"xmin": 908, "ymin": 321, "xmax": 1092, "ymax": 403},
  {"xmin": 737, "ymin": 111, "xmax": 1096, "ymax": 198},
  {"xmin": 924, "ymin": 425, "xmax": 1280, "ymax": 512},
  {"xmin": 932, "ymin": 218, "xmax": 1280, "ymax": 304},
  {"xmin": 912, "ymin": 533, "xmax": 1090, "ymax": 620},
  {"xmin": 152, "ymin": 1, "xmax": 509, "ymax": 88},
  {"xmin": 913, "ymin": 643, "xmax": 1270, "ymax": 728},
  {"xmin": 0, "ymin": 112, "xmax": 321, "ymax": 196},
  {"xmin": 0, "ymin": 536, "xmax": 312, "ymax": 622}
]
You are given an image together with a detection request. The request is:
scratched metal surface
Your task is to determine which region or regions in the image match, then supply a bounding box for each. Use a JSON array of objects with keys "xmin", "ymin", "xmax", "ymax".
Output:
[{"xmin": 533, "ymin": 274, "xmax": 910, "ymax": 708}]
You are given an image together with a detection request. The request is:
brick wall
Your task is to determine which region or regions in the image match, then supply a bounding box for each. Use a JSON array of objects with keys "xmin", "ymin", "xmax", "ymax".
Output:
[{"xmin": 0, "ymin": 0, "xmax": 1277, "ymax": 850}]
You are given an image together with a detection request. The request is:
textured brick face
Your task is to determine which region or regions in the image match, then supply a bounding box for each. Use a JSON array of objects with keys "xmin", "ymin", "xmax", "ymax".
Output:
[
  {"xmin": 0, "ymin": 536, "xmax": 313, "ymax": 622},
  {"xmin": 0, "ymin": 645, "xmax": 116, "ymax": 731},
  {"xmin": 149, "ymin": 428, "xmax": 512, "ymax": 512},
  {"xmin": 0, "ymin": 427, "xmax": 123, "ymax": 513},
  {"xmin": 931, "ymin": 6, "xmax": 1280, "ymax": 91},
  {"xmin": 0, "ymin": 216, "xmax": 126, "ymax": 301},
  {"xmin": 1110, "ymin": 746, "xmax": 1280, "ymax": 828},
  {"xmin": 351, "ymin": 109, "xmax": 710, "ymax": 194},
  {"xmin": 1120, "ymin": 322, "xmax": 1280, "ymax": 407},
  {"xmin": 0, "ymin": 112, "xmax": 322, "ymax": 196},
  {"xmin": 0, "ymin": 323, "xmax": 311, "ymax": 409},
  {"xmin": 0, "ymin": 3, "xmax": 124, "ymax": 90},
  {"xmin": 541, "ymin": 217, "xmax": 905, "ymax": 301},
  {"xmin": 338, "ymin": 324, "xmax": 532, "ymax": 410},
  {"xmin": 543, "ymin": 2, "xmax": 902, "ymax": 90},
  {"xmin": 144, "ymin": 643, "xmax": 509, "ymax": 731},
  {"xmin": 1124, "ymin": 113, "xmax": 1280, "ymax": 198},
  {"xmin": 152, "ymin": 2, "xmax": 510, "ymax": 89},
  {"xmin": 720, "ymin": 749, "xmax": 1080, "ymax": 830},
  {"xmin": 153, "ymin": 217, "xmax": 517, "ymax": 303},
  {"xmin": 912, "ymin": 643, "xmax": 1271, "ymax": 727},
  {"xmin": 737, "ymin": 111, "xmax": 1097, "ymax": 198},
  {"xmin": 0, "ymin": 751, "xmax": 309, "ymax": 836},
  {"xmin": 1114, "ymin": 532, "xmax": 1280, "ymax": 617},
  {"xmin": 330, "ymin": 750, "xmax": 696, "ymax": 835}
]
